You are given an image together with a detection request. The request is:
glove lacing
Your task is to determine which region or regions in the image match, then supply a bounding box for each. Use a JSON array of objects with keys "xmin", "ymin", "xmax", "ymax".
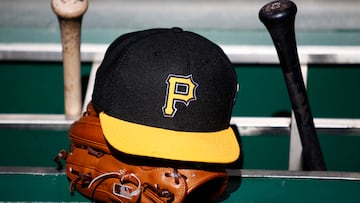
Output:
[{"xmin": 88, "ymin": 172, "xmax": 141, "ymax": 200}]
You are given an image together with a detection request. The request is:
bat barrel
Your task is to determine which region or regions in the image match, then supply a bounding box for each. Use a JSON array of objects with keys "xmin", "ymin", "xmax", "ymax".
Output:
[
  {"xmin": 259, "ymin": 0, "xmax": 326, "ymax": 171},
  {"xmin": 51, "ymin": 0, "xmax": 88, "ymax": 19}
]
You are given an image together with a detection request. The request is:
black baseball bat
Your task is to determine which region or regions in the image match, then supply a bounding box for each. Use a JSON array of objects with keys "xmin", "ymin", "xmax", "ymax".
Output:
[{"xmin": 259, "ymin": 0, "xmax": 326, "ymax": 170}]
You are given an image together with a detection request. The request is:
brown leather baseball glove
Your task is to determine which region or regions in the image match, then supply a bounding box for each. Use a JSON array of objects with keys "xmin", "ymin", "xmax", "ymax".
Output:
[{"xmin": 55, "ymin": 102, "xmax": 229, "ymax": 203}]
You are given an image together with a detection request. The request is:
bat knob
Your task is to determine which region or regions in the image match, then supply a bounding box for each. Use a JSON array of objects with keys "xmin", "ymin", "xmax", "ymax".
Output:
[
  {"xmin": 259, "ymin": 0, "xmax": 297, "ymax": 25},
  {"xmin": 51, "ymin": 0, "xmax": 88, "ymax": 19}
]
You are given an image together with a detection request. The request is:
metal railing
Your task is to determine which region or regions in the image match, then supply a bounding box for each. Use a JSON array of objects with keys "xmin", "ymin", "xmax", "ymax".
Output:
[{"xmin": 1, "ymin": 43, "xmax": 360, "ymax": 172}]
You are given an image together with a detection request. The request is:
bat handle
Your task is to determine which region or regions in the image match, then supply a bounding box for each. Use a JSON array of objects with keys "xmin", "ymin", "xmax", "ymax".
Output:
[
  {"xmin": 259, "ymin": 0, "xmax": 326, "ymax": 171},
  {"xmin": 51, "ymin": 0, "xmax": 88, "ymax": 119}
]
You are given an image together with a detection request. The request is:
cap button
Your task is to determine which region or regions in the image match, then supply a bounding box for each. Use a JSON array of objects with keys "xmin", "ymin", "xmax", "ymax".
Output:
[{"xmin": 171, "ymin": 27, "xmax": 183, "ymax": 33}]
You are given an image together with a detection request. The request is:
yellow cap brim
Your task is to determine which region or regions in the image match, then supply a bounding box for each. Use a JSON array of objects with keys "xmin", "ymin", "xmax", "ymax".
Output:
[{"xmin": 99, "ymin": 112, "xmax": 240, "ymax": 164}]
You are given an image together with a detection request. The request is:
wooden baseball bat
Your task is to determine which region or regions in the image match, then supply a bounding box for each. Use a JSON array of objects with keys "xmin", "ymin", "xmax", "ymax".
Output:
[
  {"xmin": 51, "ymin": 0, "xmax": 88, "ymax": 119},
  {"xmin": 259, "ymin": 0, "xmax": 326, "ymax": 170}
]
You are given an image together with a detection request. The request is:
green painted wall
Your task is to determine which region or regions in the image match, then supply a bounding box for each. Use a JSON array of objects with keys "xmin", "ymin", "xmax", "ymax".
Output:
[{"xmin": 1, "ymin": 61, "xmax": 360, "ymax": 171}]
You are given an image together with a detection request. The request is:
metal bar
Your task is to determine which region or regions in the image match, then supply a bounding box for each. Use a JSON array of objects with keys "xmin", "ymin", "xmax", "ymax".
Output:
[
  {"xmin": 232, "ymin": 117, "xmax": 360, "ymax": 134},
  {"xmin": 1, "ymin": 166, "xmax": 359, "ymax": 181},
  {"xmin": 289, "ymin": 113, "xmax": 303, "ymax": 170},
  {"xmin": 1, "ymin": 43, "xmax": 360, "ymax": 64},
  {"xmin": 82, "ymin": 61, "xmax": 100, "ymax": 112},
  {"xmin": 227, "ymin": 169, "xmax": 360, "ymax": 181},
  {"xmin": 0, "ymin": 114, "xmax": 73, "ymax": 130},
  {"xmin": 0, "ymin": 43, "xmax": 106, "ymax": 62},
  {"xmin": 223, "ymin": 45, "xmax": 360, "ymax": 64},
  {"xmin": 0, "ymin": 166, "xmax": 63, "ymax": 175},
  {"xmin": 1, "ymin": 114, "xmax": 360, "ymax": 134}
]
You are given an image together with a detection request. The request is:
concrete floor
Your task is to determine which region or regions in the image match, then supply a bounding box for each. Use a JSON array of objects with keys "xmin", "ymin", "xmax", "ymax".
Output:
[{"xmin": 1, "ymin": 0, "xmax": 360, "ymax": 31}]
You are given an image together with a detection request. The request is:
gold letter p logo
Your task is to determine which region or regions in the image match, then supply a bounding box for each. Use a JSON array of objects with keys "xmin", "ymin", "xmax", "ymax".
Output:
[{"xmin": 162, "ymin": 74, "xmax": 198, "ymax": 117}]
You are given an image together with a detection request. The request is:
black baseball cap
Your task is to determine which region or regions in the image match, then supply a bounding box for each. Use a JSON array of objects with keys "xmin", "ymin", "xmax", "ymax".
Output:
[{"xmin": 92, "ymin": 27, "xmax": 240, "ymax": 164}]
